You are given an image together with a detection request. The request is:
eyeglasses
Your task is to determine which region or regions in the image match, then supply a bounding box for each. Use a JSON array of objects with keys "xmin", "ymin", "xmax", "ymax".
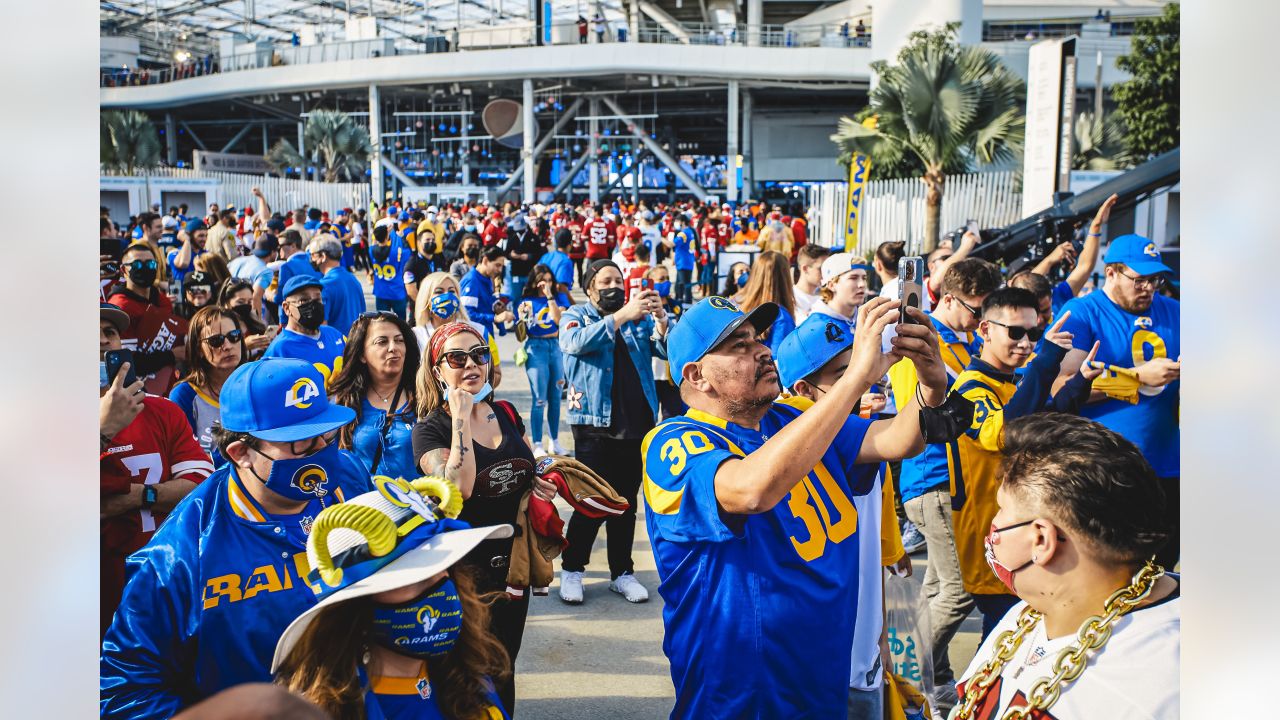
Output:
[
  {"xmin": 241, "ymin": 428, "xmax": 338, "ymax": 457},
  {"xmin": 436, "ymin": 345, "xmax": 491, "ymax": 369},
  {"xmin": 203, "ymin": 329, "xmax": 244, "ymax": 348},
  {"xmin": 1117, "ymin": 270, "xmax": 1167, "ymax": 290},
  {"xmin": 987, "ymin": 320, "xmax": 1044, "ymax": 342},
  {"xmin": 127, "ymin": 259, "xmax": 158, "ymax": 271},
  {"xmin": 187, "ymin": 286, "xmax": 212, "ymax": 295},
  {"xmin": 952, "ymin": 296, "xmax": 982, "ymax": 319}
]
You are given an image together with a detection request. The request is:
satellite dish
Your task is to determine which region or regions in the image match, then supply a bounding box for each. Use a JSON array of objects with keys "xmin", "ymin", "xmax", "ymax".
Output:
[{"xmin": 482, "ymin": 98, "xmax": 538, "ymax": 149}]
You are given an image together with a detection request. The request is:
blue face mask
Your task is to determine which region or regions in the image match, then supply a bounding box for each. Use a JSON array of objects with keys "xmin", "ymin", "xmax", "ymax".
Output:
[
  {"xmin": 736, "ymin": 272, "xmax": 750, "ymax": 289},
  {"xmin": 369, "ymin": 578, "xmax": 464, "ymax": 658},
  {"xmin": 653, "ymin": 281, "xmax": 672, "ymax": 297},
  {"xmin": 429, "ymin": 292, "xmax": 460, "ymax": 319},
  {"xmin": 246, "ymin": 441, "xmax": 339, "ymax": 502},
  {"xmin": 443, "ymin": 382, "xmax": 492, "ymax": 404}
]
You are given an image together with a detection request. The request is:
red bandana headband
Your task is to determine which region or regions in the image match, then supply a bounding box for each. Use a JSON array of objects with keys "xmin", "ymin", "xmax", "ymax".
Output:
[{"xmin": 429, "ymin": 322, "xmax": 484, "ymax": 365}]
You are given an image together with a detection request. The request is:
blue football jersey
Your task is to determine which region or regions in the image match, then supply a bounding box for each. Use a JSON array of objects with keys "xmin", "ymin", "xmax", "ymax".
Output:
[
  {"xmin": 1059, "ymin": 290, "xmax": 1180, "ymax": 476},
  {"xmin": 516, "ymin": 293, "xmax": 571, "ymax": 338},
  {"xmin": 263, "ymin": 326, "xmax": 347, "ymax": 387},
  {"xmin": 370, "ymin": 237, "xmax": 411, "ymax": 301},
  {"xmin": 642, "ymin": 400, "xmax": 877, "ymax": 718},
  {"xmin": 672, "ymin": 228, "xmax": 698, "ymax": 271}
]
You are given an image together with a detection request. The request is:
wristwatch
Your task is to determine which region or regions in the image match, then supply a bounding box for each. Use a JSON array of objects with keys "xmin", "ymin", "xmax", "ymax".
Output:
[{"xmin": 141, "ymin": 485, "xmax": 159, "ymax": 510}]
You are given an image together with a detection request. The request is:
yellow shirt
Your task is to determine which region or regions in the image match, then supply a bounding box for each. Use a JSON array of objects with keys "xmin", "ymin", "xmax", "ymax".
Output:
[
  {"xmin": 946, "ymin": 363, "xmax": 1018, "ymax": 596},
  {"xmin": 416, "ymin": 219, "xmax": 445, "ymax": 254}
]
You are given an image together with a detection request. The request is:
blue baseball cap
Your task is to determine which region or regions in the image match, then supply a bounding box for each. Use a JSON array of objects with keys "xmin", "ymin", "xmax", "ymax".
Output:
[
  {"xmin": 666, "ymin": 297, "xmax": 779, "ymax": 387},
  {"xmin": 281, "ymin": 274, "xmax": 322, "ymax": 299},
  {"xmin": 1103, "ymin": 234, "xmax": 1172, "ymax": 276},
  {"xmin": 219, "ymin": 358, "xmax": 355, "ymax": 442},
  {"xmin": 776, "ymin": 314, "xmax": 854, "ymax": 390},
  {"xmin": 184, "ymin": 219, "xmax": 206, "ymax": 234}
]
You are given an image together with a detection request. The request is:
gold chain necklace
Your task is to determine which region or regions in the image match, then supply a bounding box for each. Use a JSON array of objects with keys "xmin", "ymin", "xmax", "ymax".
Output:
[{"xmin": 953, "ymin": 560, "xmax": 1165, "ymax": 720}]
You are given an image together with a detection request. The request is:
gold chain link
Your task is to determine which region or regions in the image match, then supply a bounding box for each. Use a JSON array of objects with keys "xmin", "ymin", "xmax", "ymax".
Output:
[{"xmin": 952, "ymin": 561, "xmax": 1165, "ymax": 720}]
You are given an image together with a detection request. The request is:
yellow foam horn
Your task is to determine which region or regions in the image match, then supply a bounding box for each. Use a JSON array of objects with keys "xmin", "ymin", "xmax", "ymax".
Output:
[
  {"xmin": 310, "ymin": 504, "xmax": 398, "ymax": 587},
  {"xmin": 411, "ymin": 476, "xmax": 463, "ymax": 519}
]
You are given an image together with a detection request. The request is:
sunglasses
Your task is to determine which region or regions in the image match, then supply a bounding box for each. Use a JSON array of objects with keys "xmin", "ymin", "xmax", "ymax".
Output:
[
  {"xmin": 952, "ymin": 296, "xmax": 982, "ymax": 319},
  {"xmin": 436, "ymin": 345, "xmax": 491, "ymax": 369},
  {"xmin": 987, "ymin": 320, "xmax": 1043, "ymax": 342},
  {"xmin": 127, "ymin": 259, "xmax": 159, "ymax": 271},
  {"xmin": 359, "ymin": 310, "xmax": 400, "ymax": 322},
  {"xmin": 203, "ymin": 329, "xmax": 244, "ymax": 348},
  {"xmin": 246, "ymin": 428, "xmax": 339, "ymax": 458}
]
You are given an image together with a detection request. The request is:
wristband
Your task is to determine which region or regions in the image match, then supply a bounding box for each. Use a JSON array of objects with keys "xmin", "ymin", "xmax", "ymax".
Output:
[
  {"xmin": 141, "ymin": 485, "xmax": 159, "ymax": 509},
  {"xmin": 915, "ymin": 383, "xmax": 942, "ymax": 409}
]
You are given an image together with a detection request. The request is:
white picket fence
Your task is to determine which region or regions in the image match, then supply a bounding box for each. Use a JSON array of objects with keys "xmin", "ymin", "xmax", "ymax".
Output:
[
  {"xmin": 140, "ymin": 167, "xmax": 371, "ymax": 213},
  {"xmin": 810, "ymin": 170, "xmax": 1023, "ymax": 256}
]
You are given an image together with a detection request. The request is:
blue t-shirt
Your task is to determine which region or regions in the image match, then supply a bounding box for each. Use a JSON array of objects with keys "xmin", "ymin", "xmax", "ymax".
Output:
[
  {"xmin": 1059, "ymin": 290, "xmax": 1180, "ymax": 476},
  {"xmin": 362, "ymin": 670, "xmax": 507, "ymax": 720},
  {"xmin": 349, "ymin": 399, "xmax": 417, "ymax": 481},
  {"xmin": 369, "ymin": 238, "xmax": 411, "ymax": 302},
  {"xmin": 1051, "ymin": 280, "xmax": 1076, "ymax": 317},
  {"xmin": 263, "ymin": 326, "xmax": 347, "ymax": 386},
  {"xmin": 516, "ymin": 293, "xmax": 571, "ymax": 338},
  {"xmin": 542, "ymin": 250, "xmax": 574, "ymax": 288},
  {"xmin": 642, "ymin": 400, "xmax": 876, "ymax": 718},
  {"xmin": 320, "ymin": 266, "xmax": 368, "ymax": 336},
  {"xmin": 672, "ymin": 228, "xmax": 698, "ymax": 271},
  {"xmin": 167, "ymin": 247, "xmax": 206, "ymax": 286},
  {"xmin": 460, "ymin": 267, "xmax": 499, "ymax": 336}
]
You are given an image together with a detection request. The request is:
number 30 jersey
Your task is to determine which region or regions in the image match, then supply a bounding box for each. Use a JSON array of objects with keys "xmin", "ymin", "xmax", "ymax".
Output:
[{"xmin": 641, "ymin": 399, "xmax": 877, "ymax": 719}]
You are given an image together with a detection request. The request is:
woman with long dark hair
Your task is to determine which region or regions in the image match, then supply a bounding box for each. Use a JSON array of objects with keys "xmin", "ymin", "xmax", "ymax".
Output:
[
  {"xmin": 218, "ymin": 278, "xmax": 275, "ymax": 359},
  {"xmin": 168, "ymin": 306, "xmax": 247, "ymax": 467},
  {"xmin": 273, "ymin": 479, "xmax": 513, "ymax": 719},
  {"xmin": 515, "ymin": 264, "xmax": 570, "ymax": 457},
  {"xmin": 411, "ymin": 322, "xmax": 557, "ymax": 716},
  {"xmin": 328, "ymin": 312, "xmax": 421, "ymax": 481},
  {"xmin": 736, "ymin": 250, "xmax": 797, "ymax": 353}
]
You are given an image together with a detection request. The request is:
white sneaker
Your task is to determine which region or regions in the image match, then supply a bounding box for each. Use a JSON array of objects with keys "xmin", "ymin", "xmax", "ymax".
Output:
[
  {"xmin": 533, "ymin": 444, "xmax": 548, "ymax": 459},
  {"xmin": 547, "ymin": 438, "xmax": 570, "ymax": 456},
  {"xmin": 609, "ymin": 573, "xmax": 649, "ymax": 603},
  {"xmin": 559, "ymin": 570, "xmax": 584, "ymax": 604}
]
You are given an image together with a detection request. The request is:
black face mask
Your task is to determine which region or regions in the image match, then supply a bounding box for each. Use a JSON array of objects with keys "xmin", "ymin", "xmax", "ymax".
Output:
[
  {"xmin": 230, "ymin": 303, "xmax": 256, "ymax": 327},
  {"xmin": 295, "ymin": 299, "xmax": 325, "ymax": 330},
  {"xmin": 595, "ymin": 287, "xmax": 626, "ymax": 315},
  {"xmin": 128, "ymin": 266, "xmax": 157, "ymax": 288}
]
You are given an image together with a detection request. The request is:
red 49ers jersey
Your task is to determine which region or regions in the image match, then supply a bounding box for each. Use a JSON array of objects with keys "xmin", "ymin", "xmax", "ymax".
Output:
[{"xmin": 582, "ymin": 218, "xmax": 617, "ymax": 259}]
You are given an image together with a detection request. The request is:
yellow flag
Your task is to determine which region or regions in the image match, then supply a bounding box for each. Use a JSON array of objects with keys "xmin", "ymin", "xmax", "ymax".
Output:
[{"xmin": 844, "ymin": 153, "xmax": 870, "ymax": 252}]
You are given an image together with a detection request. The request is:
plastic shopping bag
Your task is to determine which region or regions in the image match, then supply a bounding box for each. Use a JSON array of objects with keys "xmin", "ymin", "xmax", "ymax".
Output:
[{"xmin": 884, "ymin": 573, "xmax": 935, "ymax": 719}]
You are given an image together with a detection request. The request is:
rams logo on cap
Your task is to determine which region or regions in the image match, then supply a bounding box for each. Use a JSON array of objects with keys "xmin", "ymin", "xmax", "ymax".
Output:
[
  {"xmin": 285, "ymin": 377, "xmax": 321, "ymax": 409},
  {"xmin": 1143, "ymin": 242, "xmax": 1159, "ymax": 258},
  {"xmin": 291, "ymin": 464, "xmax": 329, "ymax": 497},
  {"xmin": 708, "ymin": 296, "xmax": 738, "ymax": 311},
  {"xmin": 825, "ymin": 322, "xmax": 846, "ymax": 344}
]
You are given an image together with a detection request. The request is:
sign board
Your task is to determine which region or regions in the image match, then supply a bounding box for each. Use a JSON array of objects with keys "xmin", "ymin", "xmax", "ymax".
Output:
[
  {"xmin": 844, "ymin": 153, "xmax": 870, "ymax": 251},
  {"xmin": 1021, "ymin": 38, "xmax": 1077, "ymax": 218},
  {"xmin": 193, "ymin": 151, "xmax": 273, "ymax": 175}
]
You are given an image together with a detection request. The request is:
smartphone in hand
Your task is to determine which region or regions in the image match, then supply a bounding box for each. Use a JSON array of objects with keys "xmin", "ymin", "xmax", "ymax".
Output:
[
  {"xmin": 104, "ymin": 348, "xmax": 138, "ymax": 387},
  {"xmin": 897, "ymin": 256, "xmax": 925, "ymax": 325}
]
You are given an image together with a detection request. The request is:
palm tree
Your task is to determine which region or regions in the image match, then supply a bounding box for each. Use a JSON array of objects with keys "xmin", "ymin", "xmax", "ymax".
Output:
[
  {"xmin": 265, "ymin": 110, "xmax": 372, "ymax": 182},
  {"xmin": 1072, "ymin": 111, "xmax": 1133, "ymax": 171},
  {"xmin": 101, "ymin": 110, "xmax": 162, "ymax": 175},
  {"xmin": 832, "ymin": 24, "xmax": 1025, "ymax": 253}
]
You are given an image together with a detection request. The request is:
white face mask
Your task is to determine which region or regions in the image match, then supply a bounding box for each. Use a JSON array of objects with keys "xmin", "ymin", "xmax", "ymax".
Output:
[{"xmin": 443, "ymin": 382, "xmax": 492, "ymax": 404}]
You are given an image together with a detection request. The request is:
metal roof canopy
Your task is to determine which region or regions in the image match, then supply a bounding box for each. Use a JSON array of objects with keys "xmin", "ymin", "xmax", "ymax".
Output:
[{"xmin": 101, "ymin": 0, "xmax": 632, "ymax": 62}]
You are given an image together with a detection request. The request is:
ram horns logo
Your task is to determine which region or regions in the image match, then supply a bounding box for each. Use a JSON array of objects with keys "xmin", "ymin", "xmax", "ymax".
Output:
[
  {"xmin": 291, "ymin": 464, "xmax": 329, "ymax": 497},
  {"xmin": 707, "ymin": 296, "xmax": 738, "ymax": 311},
  {"xmin": 1143, "ymin": 242, "xmax": 1159, "ymax": 258},
  {"xmin": 825, "ymin": 322, "xmax": 846, "ymax": 343},
  {"xmin": 416, "ymin": 604, "xmax": 442, "ymax": 634},
  {"xmin": 285, "ymin": 377, "xmax": 321, "ymax": 409}
]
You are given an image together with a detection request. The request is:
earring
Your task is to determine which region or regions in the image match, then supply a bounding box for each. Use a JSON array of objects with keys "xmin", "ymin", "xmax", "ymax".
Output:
[
  {"xmin": 1031, "ymin": 554, "xmax": 1039, "ymax": 563},
  {"xmin": 361, "ymin": 645, "xmax": 371, "ymax": 665}
]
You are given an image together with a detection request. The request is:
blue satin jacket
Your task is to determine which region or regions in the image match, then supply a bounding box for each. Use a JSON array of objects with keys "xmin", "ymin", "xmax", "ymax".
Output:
[{"xmin": 100, "ymin": 453, "xmax": 372, "ymax": 719}]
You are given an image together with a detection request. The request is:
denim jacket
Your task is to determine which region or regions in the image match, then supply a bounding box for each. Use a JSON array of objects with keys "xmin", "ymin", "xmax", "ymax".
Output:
[{"xmin": 559, "ymin": 301, "xmax": 668, "ymax": 427}]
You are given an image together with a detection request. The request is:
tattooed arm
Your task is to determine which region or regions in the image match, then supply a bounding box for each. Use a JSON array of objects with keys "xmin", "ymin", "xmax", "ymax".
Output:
[{"xmin": 417, "ymin": 413, "xmax": 478, "ymax": 498}]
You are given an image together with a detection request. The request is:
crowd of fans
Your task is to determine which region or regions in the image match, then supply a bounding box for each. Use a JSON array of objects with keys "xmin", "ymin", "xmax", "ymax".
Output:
[{"xmin": 99, "ymin": 187, "xmax": 1179, "ymax": 719}]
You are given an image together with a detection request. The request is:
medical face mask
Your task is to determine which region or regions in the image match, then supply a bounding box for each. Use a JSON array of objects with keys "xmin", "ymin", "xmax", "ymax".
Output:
[
  {"xmin": 369, "ymin": 578, "xmax": 464, "ymax": 658},
  {"xmin": 442, "ymin": 382, "xmax": 492, "ymax": 404},
  {"xmin": 984, "ymin": 520, "xmax": 1035, "ymax": 593},
  {"xmin": 246, "ymin": 441, "xmax": 339, "ymax": 502},
  {"xmin": 429, "ymin": 292, "xmax": 460, "ymax": 320},
  {"xmin": 653, "ymin": 281, "xmax": 672, "ymax": 298}
]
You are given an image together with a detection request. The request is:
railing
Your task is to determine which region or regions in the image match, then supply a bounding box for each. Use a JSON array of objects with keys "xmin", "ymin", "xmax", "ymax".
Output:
[
  {"xmin": 107, "ymin": 167, "xmax": 372, "ymax": 215},
  {"xmin": 101, "ymin": 20, "xmax": 869, "ymax": 88},
  {"xmin": 810, "ymin": 170, "xmax": 1022, "ymax": 255}
]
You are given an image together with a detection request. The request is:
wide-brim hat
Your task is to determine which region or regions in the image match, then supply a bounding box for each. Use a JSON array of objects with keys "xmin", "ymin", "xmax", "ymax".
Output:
[{"xmin": 270, "ymin": 475, "xmax": 511, "ymax": 672}]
